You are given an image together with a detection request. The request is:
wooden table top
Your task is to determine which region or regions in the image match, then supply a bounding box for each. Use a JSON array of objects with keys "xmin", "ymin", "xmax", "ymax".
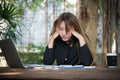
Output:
[{"xmin": 0, "ymin": 66, "xmax": 120, "ymax": 80}]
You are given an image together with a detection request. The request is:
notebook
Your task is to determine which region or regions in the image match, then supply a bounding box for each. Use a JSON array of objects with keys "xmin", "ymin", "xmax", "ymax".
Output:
[{"xmin": 0, "ymin": 38, "xmax": 85, "ymax": 69}]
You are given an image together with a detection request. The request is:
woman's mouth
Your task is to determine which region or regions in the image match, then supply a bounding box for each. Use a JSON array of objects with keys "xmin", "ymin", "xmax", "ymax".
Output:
[
  {"xmin": 61, "ymin": 36, "xmax": 68, "ymax": 41},
  {"xmin": 61, "ymin": 36, "xmax": 67, "ymax": 39}
]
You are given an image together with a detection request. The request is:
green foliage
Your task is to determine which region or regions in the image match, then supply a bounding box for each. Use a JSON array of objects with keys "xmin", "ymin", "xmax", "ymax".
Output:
[
  {"xmin": 0, "ymin": 0, "xmax": 24, "ymax": 41},
  {"xmin": 56, "ymin": 0, "xmax": 74, "ymax": 8},
  {"xmin": 24, "ymin": 0, "xmax": 44, "ymax": 11},
  {"xmin": 67, "ymin": 2, "xmax": 74, "ymax": 8},
  {"xmin": 19, "ymin": 52, "xmax": 44, "ymax": 64},
  {"xmin": 19, "ymin": 44, "xmax": 45, "ymax": 64},
  {"xmin": 25, "ymin": 42, "xmax": 44, "ymax": 53},
  {"xmin": 0, "ymin": 0, "xmax": 44, "ymax": 41},
  {"xmin": 56, "ymin": 0, "xmax": 63, "ymax": 2}
]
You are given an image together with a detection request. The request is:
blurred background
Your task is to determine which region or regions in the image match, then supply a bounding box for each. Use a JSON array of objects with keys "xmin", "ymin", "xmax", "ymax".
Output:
[{"xmin": 0, "ymin": 0, "xmax": 120, "ymax": 66}]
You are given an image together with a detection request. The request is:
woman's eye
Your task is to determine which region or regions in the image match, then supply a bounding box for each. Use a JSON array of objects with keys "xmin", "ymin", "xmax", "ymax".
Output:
[{"xmin": 59, "ymin": 28, "xmax": 63, "ymax": 31}]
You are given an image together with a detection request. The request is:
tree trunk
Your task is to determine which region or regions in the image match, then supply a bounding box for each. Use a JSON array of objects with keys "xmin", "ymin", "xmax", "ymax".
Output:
[
  {"xmin": 102, "ymin": 0, "xmax": 119, "ymax": 66},
  {"xmin": 76, "ymin": 0, "xmax": 98, "ymax": 65},
  {"xmin": 102, "ymin": 0, "xmax": 110, "ymax": 65},
  {"xmin": 118, "ymin": 0, "xmax": 120, "ymax": 65},
  {"xmin": 45, "ymin": 0, "xmax": 48, "ymax": 45}
]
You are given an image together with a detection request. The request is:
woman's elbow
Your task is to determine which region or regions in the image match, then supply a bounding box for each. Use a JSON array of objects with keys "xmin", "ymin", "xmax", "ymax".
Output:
[{"xmin": 82, "ymin": 58, "xmax": 93, "ymax": 66}]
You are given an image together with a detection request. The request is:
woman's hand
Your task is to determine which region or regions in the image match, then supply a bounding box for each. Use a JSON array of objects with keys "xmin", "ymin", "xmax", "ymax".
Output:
[
  {"xmin": 71, "ymin": 28, "xmax": 86, "ymax": 47},
  {"xmin": 52, "ymin": 31, "xmax": 59, "ymax": 40},
  {"xmin": 48, "ymin": 30, "xmax": 59, "ymax": 48},
  {"xmin": 71, "ymin": 28, "xmax": 81, "ymax": 39}
]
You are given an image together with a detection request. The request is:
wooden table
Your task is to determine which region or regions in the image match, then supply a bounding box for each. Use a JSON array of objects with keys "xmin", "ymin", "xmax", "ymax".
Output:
[{"xmin": 0, "ymin": 66, "xmax": 120, "ymax": 80}]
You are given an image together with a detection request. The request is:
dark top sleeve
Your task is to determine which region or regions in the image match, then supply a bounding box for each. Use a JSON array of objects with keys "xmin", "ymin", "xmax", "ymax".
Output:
[
  {"xmin": 43, "ymin": 46, "xmax": 55, "ymax": 65},
  {"xmin": 80, "ymin": 44, "xmax": 93, "ymax": 66}
]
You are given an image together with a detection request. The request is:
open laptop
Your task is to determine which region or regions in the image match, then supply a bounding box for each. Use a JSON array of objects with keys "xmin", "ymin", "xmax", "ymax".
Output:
[
  {"xmin": 0, "ymin": 38, "xmax": 35, "ymax": 68},
  {"xmin": 0, "ymin": 38, "xmax": 85, "ymax": 69}
]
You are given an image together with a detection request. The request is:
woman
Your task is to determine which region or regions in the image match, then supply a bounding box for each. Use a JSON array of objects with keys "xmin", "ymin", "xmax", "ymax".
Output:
[{"xmin": 43, "ymin": 12, "xmax": 95, "ymax": 66}]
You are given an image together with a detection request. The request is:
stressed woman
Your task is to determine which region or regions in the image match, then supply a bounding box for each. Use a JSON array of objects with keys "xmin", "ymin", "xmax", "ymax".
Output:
[{"xmin": 43, "ymin": 12, "xmax": 95, "ymax": 66}]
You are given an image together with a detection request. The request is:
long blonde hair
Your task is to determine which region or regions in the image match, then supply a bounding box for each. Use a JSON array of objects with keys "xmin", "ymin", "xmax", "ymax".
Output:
[{"xmin": 51, "ymin": 12, "xmax": 96, "ymax": 65}]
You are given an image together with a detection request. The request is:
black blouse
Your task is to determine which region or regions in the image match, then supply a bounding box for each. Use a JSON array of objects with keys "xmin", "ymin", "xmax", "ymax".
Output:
[{"xmin": 43, "ymin": 37, "xmax": 93, "ymax": 66}]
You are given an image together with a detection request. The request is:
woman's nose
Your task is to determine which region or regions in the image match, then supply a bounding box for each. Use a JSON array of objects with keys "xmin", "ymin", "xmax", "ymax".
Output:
[{"xmin": 62, "ymin": 30, "xmax": 66, "ymax": 35}]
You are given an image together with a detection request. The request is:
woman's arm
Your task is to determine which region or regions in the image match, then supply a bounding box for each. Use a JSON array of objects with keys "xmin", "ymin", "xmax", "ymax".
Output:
[
  {"xmin": 48, "ymin": 31, "xmax": 59, "ymax": 48},
  {"xmin": 44, "ymin": 31, "xmax": 59, "ymax": 65},
  {"xmin": 71, "ymin": 28, "xmax": 86, "ymax": 47},
  {"xmin": 43, "ymin": 46, "xmax": 55, "ymax": 65},
  {"xmin": 71, "ymin": 28, "xmax": 92, "ymax": 65},
  {"xmin": 80, "ymin": 44, "xmax": 93, "ymax": 66}
]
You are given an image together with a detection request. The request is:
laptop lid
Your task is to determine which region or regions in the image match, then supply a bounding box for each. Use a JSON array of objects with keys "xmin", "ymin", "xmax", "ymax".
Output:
[{"xmin": 0, "ymin": 39, "xmax": 25, "ymax": 68}]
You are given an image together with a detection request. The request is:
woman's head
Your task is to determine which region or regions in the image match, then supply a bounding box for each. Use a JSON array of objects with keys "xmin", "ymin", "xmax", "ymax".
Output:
[{"xmin": 51, "ymin": 12, "xmax": 83, "ymax": 42}]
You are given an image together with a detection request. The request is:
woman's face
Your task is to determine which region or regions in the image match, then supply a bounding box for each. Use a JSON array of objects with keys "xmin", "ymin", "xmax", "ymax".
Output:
[{"xmin": 58, "ymin": 21, "xmax": 72, "ymax": 42}]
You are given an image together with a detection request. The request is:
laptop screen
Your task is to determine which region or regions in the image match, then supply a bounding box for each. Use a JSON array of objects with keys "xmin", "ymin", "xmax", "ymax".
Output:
[{"xmin": 0, "ymin": 39, "xmax": 25, "ymax": 68}]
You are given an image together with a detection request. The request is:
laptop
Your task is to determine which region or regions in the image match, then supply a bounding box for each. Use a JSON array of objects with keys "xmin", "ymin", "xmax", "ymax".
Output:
[
  {"xmin": 0, "ymin": 38, "xmax": 48, "ymax": 68},
  {"xmin": 0, "ymin": 39, "xmax": 85, "ymax": 69}
]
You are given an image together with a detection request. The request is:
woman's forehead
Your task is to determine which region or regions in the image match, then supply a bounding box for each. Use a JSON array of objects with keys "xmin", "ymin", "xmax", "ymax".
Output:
[
  {"xmin": 59, "ymin": 21, "xmax": 65, "ymax": 26},
  {"xmin": 58, "ymin": 24, "xmax": 71, "ymax": 28},
  {"xmin": 59, "ymin": 21, "xmax": 71, "ymax": 26}
]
